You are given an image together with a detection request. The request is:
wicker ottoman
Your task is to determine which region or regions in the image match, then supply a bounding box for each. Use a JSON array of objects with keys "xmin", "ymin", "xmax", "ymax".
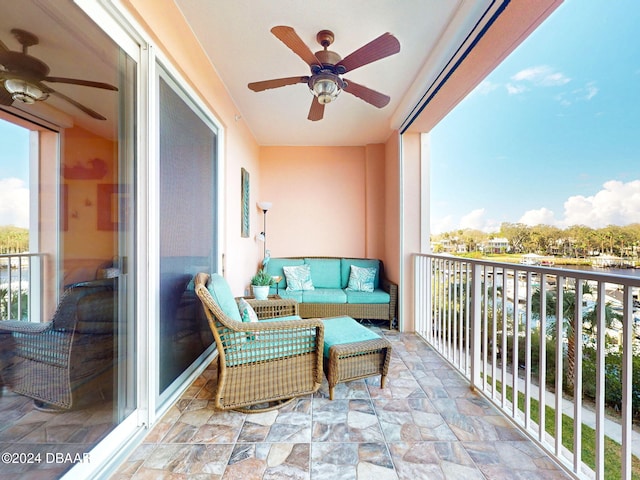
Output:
[{"xmin": 322, "ymin": 316, "xmax": 392, "ymax": 400}]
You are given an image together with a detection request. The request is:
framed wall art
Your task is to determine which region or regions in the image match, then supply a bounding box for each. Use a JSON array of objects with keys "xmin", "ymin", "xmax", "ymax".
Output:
[{"xmin": 241, "ymin": 168, "xmax": 250, "ymax": 237}]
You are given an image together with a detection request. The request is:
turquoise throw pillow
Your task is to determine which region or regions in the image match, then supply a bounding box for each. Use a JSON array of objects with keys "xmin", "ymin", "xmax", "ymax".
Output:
[
  {"xmin": 346, "ymin": 265, "xmax": 376, "ymax": 292},
  {"xmin": 283, "ymin": 264, "xmax": 314, "ymax": 291}
]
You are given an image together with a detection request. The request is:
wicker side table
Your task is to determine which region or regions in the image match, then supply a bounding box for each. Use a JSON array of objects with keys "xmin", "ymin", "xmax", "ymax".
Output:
[
  {"xmin": 322, "ymin": 316, "xmax": 392, "ymax": 400},
  {"xmin": 241, "ymin": 296, "xmax": 299, "ymax": 319}
]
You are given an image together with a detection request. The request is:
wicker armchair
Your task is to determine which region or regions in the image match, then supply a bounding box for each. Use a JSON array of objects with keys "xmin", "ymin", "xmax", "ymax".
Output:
[
  {"xmin": 194, "ymin": 272, "xmax": 324, "ymax": 412},
  {"xmin": 0, "ymin": 279, "xmax": 116, "ymax": 410}
]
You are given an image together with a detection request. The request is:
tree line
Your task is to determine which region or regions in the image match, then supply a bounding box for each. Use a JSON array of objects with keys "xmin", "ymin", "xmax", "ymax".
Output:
[
  {"xmin": 0, "ymin": 226, "xmax": 29, "ymax": 254},
  {"xmin": 432, "ymin": 222, "xmax": 640, "ymax": 258}
]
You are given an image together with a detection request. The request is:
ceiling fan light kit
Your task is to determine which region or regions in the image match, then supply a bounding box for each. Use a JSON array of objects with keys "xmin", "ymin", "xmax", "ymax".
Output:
[
  {"xmin": 248, "ymin": 26, "xmax": 400, "ymax": 121},
  {"xmin": 4, "ymin": 78, "xmax": 49, "ymax": 104}
]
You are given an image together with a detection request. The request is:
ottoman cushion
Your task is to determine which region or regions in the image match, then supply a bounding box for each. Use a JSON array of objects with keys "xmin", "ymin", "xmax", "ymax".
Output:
[{"xmin": 322, "ymin": 315, "xmax": 381, "ymax": 357}]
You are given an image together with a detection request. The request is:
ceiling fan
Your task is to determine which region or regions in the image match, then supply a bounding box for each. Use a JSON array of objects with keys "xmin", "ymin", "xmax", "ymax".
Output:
[
  {"xmin": 248, "ymin": 26, "xmax": 400, "ymax": 121},
  {"xmin": 0, "ymin": 28, "xmax": 118, "ymax": 120}
]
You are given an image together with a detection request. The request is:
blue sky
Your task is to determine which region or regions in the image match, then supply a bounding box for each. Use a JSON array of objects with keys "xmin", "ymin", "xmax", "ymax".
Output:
[
  {"xmin": 0, "ymin": 120, "xmax": 30, "ymax": 228},
  {"xmin": 430, "ymin": 0, "xmax": 640, "ymax": 234}
]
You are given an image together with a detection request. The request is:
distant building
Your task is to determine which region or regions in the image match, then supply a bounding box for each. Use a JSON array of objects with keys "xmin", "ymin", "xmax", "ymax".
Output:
[{"xmin": 482, "ymin": 237, "xmax": 510, "ymax": 254}]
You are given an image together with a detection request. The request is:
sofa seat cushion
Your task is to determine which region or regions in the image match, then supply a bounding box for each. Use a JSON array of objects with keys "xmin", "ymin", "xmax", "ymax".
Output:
[
  {"xmin": 302, "ymin": 288, "xmax": 347, "ymax": 304},
  {"xmin": 265, "ymin": 258, "xmax": 305, "ymax": 290},
  {"xmin": 305, "ymin": 258, "xmax": 342, "ymax": 288},
  {"xmin": 340, "ymin": 259, "xmax": 380, "ymax": 289},
  {"xmin": 345, "ymin": 289, "xmax": 391, "ymax": 304},
  {"xmin": 276, "ymin": 290, "xmax": 303, "ymax": 303}
]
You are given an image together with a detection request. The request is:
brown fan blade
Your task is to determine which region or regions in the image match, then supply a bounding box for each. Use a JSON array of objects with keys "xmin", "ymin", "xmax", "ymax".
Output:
[
  {"xmin": 0, "ymin": 38, "xmax": 9, "ymax": 52},
  {"xmin": 337, "ymin": 33, "xmax": 400, "ymax": 73},
  {"xmin": 47, "ymin": 88, "xmax": 106, "ymax": 120},
  {"xmin": 307, "ymin": 96, "xmax": 325, "ymax": 121},
  {"xmin": 271, "ymin": 26, "xmax": 322, "ymax": 67},
  {"xmin": 45, "ymin": 77, "xmax": 118, "ymax": 91},
  {"xmin": 248, "ymin": 76, "xmax": 308, "ymax": 92},
  {"xmin": 343, "ymin": 78, "xmax": 390, "ymax": 108},
  {"xmin": 0, "ymin": 87, "xmax": 14, "ymax": 106}
]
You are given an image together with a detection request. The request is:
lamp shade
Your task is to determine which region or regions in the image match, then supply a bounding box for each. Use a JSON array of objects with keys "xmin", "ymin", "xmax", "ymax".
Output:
[{"xmin": 257, "ymin": 201, "xmax": 272, "ymax": 212}]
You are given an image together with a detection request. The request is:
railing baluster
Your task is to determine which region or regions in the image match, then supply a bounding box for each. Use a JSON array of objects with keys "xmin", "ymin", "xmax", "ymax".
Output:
[
  {"xmin": 539, "ymin": 274, "xmax": 547, "ymax": 443},
  {"xmin": 622, "ymin": 285, "xmax": 633, "ymax": 480},
  {"xmin": 513, "ymin": 268, "xmax": 519, "ymax": 418},
  {"xmin": 524, "ymin": 271, "xmax": 532, "ymax": 431},
  {"xmin": 491, "ymin": 266, "xmax": 498, "ymax": 399},
  {"xmin": 595, "ymin": 281, "xmax": 605, "ymax": 480},
  {"xmin": 574, "ymin": 279, "xmax": 583, "ymax": 473},
  {"xmin": 555, "ymin": 276, "xmax": 564, "ymax": 458}
]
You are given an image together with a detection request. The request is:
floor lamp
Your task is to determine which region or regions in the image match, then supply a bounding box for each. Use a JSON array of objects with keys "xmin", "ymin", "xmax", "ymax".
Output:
[{"xmin": 257, "ymin": 201, "xmax": 272, "ymax": 260}]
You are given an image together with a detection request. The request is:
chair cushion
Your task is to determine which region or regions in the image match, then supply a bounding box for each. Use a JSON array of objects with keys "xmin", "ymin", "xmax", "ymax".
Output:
[
  {"xmin": 265, "ymin": 258, "xmax": 305, "ymax": 290},
  {"xmin": 345, "ymin": 289, "xmax": 391, "ymax": 304},
  {"xmin": 304, "ymin": 258, "xmax": 341, "ymax": 288},
  {"xmin": 302, "ymin": 288, "xmax": 347, "ymax": 304},
  {"xmin": 207, "ymin": 274, "xmax": 242, "ymax": 322},
  {"xmin": 340, "ymin": 259, "xmax": 380, "ymax": 289},
  {"xmin": 284, "ymin": 264, "xmax": 314, "ymax": 291}
]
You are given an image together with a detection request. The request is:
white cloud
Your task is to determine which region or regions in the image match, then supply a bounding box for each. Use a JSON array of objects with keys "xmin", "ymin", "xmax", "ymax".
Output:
[
  {"xmin": 511, "ymin": 65, "xmax": 571, "ymax": 86},
  {"xmin": 584, "ymin": 82, "xmax": 599, "ymax": 100},
  {"xmin": 475, "ymin": 80, "xmax": 501, "ymax": 95},
  {"xmin": 0, "ymin": 178, "xmax": 29, "ymax": 228},
  {"xmin": 560, "ymin": 180, "xmax": 640, "ymax": 228},
  {"xmin": 519, "ymin": 207, "xmax": 557, "ymax": 226},
  {"xmin": 460, "ymin": 208, "xmax": 500, "ymax": 233},
  {"xmin": 506, "ymin": 83, "xmax": 528, "ymax": 95}
]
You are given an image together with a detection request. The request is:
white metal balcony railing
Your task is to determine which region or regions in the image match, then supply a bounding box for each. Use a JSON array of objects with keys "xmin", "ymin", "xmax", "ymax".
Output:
[
  {"xmin": 0, "ymin": 252, "xmax": 44, "ymax": 322},
  {"xmin": 414, "ymin": 253, "xmax": 640, "ymax": 480}
]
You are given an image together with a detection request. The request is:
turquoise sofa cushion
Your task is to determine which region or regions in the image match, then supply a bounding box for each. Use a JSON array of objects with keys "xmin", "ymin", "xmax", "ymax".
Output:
[
  {"xmin": 277, "ymin": 290, "xmax": 303, "ymax": 303},
  {"xmin": 265, "ymin": 258, "xmax": 305, "ymax": 290},
  {"xmin": 322, "ymin": 316, "xmax": 382, "ymax": 357},
  {"xmin": 302, "ymin": 288, "xmax": 347, "ymax": 304},
  {"xmin": 340, "ymin": 259, "xmax": 380, "ymax": 289},
  {"xmin": 345, "ymin": 289, "xmax": 391, "ymax": 304},
  {"xmin": 305, "ymin": 258, "xmax": 342, "ymax": 289},
  {"xmin": 207, "ymin": 274, "xmax": 242, "ymax": 322}
]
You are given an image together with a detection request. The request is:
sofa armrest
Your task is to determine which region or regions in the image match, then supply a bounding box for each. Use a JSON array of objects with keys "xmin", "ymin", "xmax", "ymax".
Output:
[
  {"xmin": 380, "ymin": 276, "xmax": 398, "ymax": 324},
  {"xmin": 242, "ymin": 298, "xmax": 299, "ymax": 319}
]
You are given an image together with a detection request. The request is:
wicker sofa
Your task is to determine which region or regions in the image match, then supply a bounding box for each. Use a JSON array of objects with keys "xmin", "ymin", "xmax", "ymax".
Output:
[{"xmin": 264, "ymin": 257, "xmax": 397, "ymax": 328}]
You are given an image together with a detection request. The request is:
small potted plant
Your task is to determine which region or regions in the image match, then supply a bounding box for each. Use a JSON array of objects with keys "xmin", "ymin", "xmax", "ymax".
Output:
[{"xmin": 250, "ymin": 269, "xmax": 273, "ymax": 300}]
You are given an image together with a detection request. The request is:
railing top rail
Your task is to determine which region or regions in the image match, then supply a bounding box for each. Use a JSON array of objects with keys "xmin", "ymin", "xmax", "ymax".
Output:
[
  {"xmin": 415, "ymin": 252, "xmax": 640, "ymax": 286},
  {"xmin": 0, "ymin": 252, "xmax": 46, "ymax": 258}
]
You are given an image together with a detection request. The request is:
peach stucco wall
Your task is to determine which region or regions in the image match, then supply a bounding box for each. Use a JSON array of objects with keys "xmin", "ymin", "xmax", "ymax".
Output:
[{"xmin": 259, "ymin": 146, "xmax": 367, "ymax": 258}]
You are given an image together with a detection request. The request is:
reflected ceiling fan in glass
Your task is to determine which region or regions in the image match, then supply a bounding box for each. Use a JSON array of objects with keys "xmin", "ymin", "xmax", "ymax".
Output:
[{"xmin": 0, "ymin": 28, "xmax": 117, "ymax": 120}]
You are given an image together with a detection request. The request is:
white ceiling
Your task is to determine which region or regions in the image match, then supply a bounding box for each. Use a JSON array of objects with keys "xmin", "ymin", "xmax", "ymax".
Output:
[{"xmin": 175, "ymin": 0, "xmax": 493, "ymax": 146}]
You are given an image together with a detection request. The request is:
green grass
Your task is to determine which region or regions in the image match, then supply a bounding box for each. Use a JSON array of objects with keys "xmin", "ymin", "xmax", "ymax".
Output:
[{"xmin": 489, "ymin": 378, "xmax": 640, "ymax": 479}]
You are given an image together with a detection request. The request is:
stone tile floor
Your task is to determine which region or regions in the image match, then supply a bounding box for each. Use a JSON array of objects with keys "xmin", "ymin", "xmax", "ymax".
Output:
[{"xmin": 113, "ymin": 328, "xmax": 570, "ymax": 479}]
